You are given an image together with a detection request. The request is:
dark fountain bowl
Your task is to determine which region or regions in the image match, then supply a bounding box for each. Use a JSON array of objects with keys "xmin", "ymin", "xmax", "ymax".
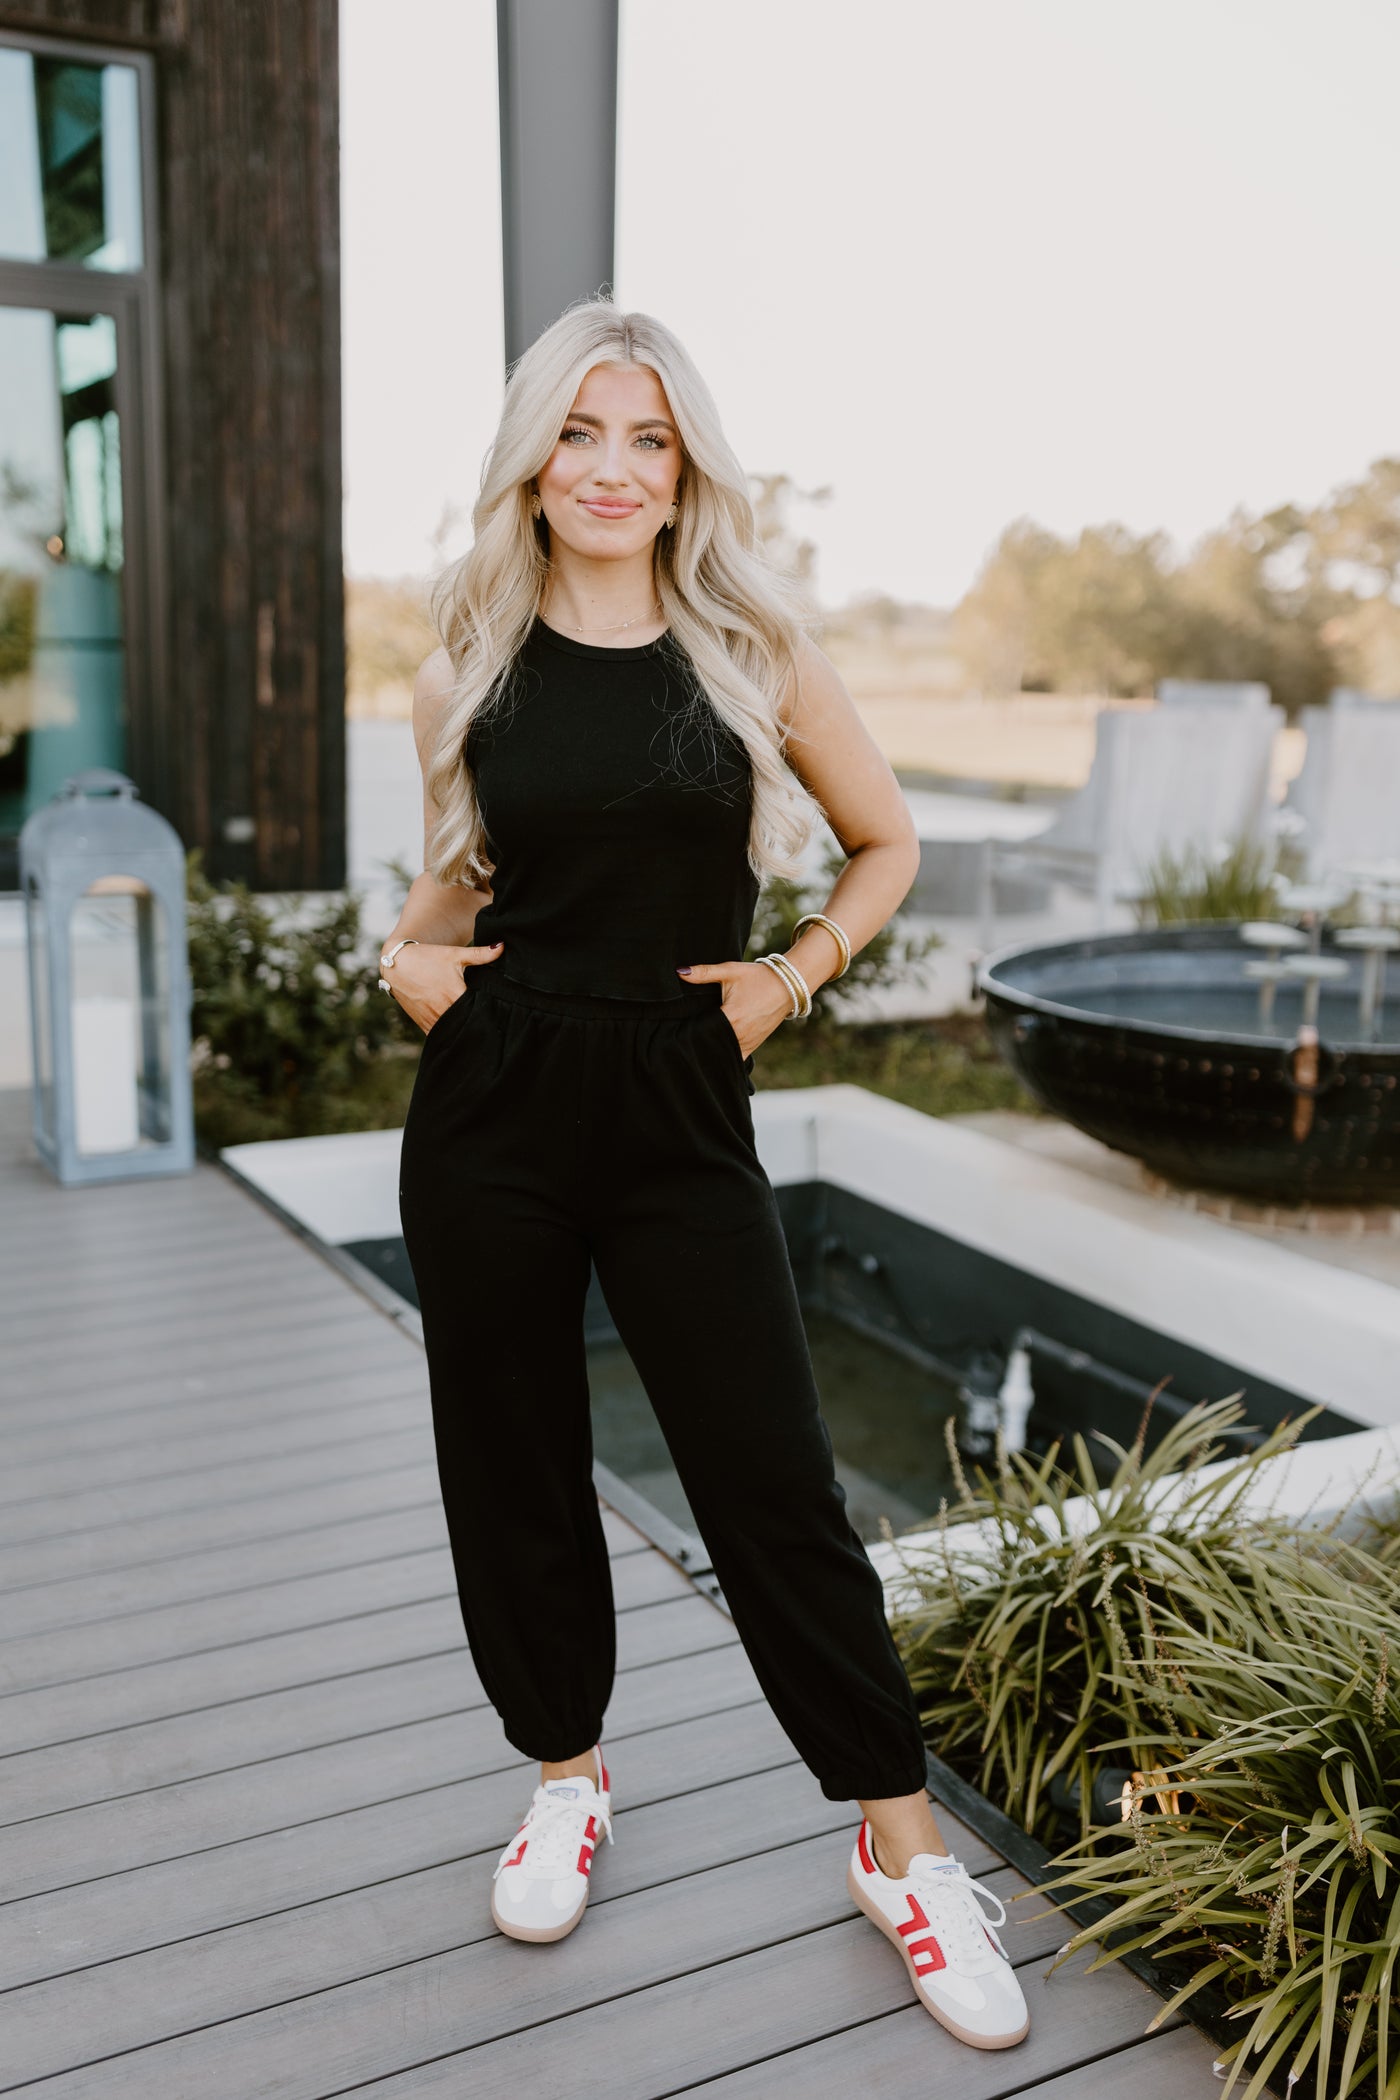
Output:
[{"xmin": 978, "ymin": 923, "xmax": 1400, "ymax": 1205}]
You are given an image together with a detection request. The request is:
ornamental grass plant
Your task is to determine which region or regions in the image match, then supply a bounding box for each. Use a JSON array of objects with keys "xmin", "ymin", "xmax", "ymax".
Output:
[
  {"xmin": 888, "ymin": 1399, "xmax": 1400, "ymax": 2099},
  {"xmin": 1133, "ymin": 835, "xmax": 1284, "ymax": 926},
  {"xmin": 889, "ymin": 1398, "xmax": 1314, "ymax": 1848},
  {"xmin": 1043, "ymin": 1536, "xmax": 1400, "ymax": 2099}
]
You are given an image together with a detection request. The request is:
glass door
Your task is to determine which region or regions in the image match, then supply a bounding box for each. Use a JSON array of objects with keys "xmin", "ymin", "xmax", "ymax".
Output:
[
  {"xmin": 0, "ymin": 302, "xmax": 129, "ymax": 837},
  {"xmin": 0, "ymin": 32, "xmax": 159, "ymax": 889}
]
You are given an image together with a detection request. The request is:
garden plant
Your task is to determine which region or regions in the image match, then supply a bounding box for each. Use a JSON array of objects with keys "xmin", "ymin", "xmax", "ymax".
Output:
[
  {"xmin": 890, "ymin": 1398, "xmax": 1400, "ymax": 2099},
  {"xmin": 1134, "ymin": 836, "xmax": 1285, "ymax": 927}
]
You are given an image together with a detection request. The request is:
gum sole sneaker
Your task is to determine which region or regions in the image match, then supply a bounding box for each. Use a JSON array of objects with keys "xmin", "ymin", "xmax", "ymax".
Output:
[
  {"xmin": 490, "ymin": 1744, "xmax": 613, "ymax": 1943},
  {"xmin": 847, "ymin": 1818, "xmax": 1030, "ymax": 2049}
]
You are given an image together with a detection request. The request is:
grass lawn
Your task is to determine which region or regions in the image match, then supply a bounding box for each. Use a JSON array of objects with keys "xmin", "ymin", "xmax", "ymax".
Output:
[{"xmin": 752, "ymin": 1010, "xmax": 1039, "ymax": 1119}]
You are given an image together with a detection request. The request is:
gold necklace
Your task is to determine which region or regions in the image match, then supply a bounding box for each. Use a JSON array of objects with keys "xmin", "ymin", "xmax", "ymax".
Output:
[{"xmin": 546, "ymin": 599, "xmax": 664, "ymax": 635}]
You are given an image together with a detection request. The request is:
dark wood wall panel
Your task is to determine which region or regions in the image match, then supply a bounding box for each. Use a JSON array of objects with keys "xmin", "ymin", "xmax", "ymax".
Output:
[
  {"xmin": 1, "ymin": 0, "xmax": 347, "ymax": 891},
  {"xmin": 160, "ymin": 0, "xmax": 345, "ymax": 889},
  {"xmin": 0, "ymin": 2, "xmax": 161, "ymax": 45}
]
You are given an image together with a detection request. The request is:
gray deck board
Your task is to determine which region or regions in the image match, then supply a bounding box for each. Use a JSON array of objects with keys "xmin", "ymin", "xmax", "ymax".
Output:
[
  {"xmin": 0, "ymin": 1463, "xmax": 449, "ymax": 1590},
  {"xmin": 6, "ymin": 1391, "xmax": 436, "ymax": 1504},
  {"xmin": 653, "ymin": 1946, "xmax": 1184, "ymax": 2100},
  {"xmin": 0, "ymin": 1641, "xmax": 765, "ymax": 1832},
  {"xmin": 1, "ymin": 1502, "xmax": 652, "ymax": 1643},
  {"xmin": 0, "ymin": 1087, "xmax": 1222, "ymax": 2097},
  {"xmin": 3, "ymin": 1424, "xmax": 442, "ymax": 1543},
  {"xmin": 0, "ymin": 1539, "xmax": 693, "ymax": 1695},
  {"xmin": 0, "ymin": 1365, "xmax": 431, "ymax": 1473},
  {"xmin": 0, "ymin": 1589, "xmax": 740, "ymax": 1756},
  {"xmin": 2, "ymin": 1336, "xmax": 436, "ymax": 1425}
]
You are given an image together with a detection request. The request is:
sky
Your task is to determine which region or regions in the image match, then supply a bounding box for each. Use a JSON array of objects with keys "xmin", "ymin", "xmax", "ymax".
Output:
[{"xmin": 340, "ymin": 0, "xmax": 1400, "ymax": 610}]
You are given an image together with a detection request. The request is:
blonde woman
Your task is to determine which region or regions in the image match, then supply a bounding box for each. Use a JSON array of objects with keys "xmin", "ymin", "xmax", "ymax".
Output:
[{"xmin": 383, "ymin": 298, "xmax": 1029, "ymax": 2052}]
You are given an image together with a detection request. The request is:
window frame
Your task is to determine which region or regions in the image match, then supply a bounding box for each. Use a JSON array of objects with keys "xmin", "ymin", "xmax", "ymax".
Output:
[{"xmin": 0, "ymin": 27, "xmax": 169, "ymax": 890}]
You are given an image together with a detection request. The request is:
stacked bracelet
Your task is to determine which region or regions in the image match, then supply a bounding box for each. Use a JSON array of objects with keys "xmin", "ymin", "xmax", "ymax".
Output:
[
  {"xmin": 792, "ymin": 912, "xmax": 852, "ymax": 979},
  {"xmin": 756, "ymin": 951, "xmax": 813, "ymax": 1019}
]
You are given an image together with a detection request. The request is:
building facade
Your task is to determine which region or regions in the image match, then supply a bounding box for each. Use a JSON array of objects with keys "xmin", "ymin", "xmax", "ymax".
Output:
[{"xmin": 0, "ymin": 1, "xmax": 345, "ymax": 893}]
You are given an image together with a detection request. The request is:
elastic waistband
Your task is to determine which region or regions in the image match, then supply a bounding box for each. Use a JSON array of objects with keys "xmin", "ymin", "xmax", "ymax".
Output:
[{"xmin": 470, "ymin": 968, "xmax": 724, "ymax": 1023}]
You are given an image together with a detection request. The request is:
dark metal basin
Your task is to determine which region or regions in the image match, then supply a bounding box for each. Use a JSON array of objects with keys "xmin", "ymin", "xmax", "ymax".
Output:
[{"xmin": 979, "ymin": 924, "xmax": 1400, "ymax": 1204}]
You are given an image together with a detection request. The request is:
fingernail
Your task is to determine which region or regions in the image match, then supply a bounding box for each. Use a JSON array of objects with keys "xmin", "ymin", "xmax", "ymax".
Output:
[{"xmin": 676, "ymin": 966, "xmax": 693, "ymax": 974}]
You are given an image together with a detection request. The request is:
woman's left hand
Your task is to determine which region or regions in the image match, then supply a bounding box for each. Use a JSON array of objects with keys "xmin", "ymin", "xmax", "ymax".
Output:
[{"xmin": 676, "ymin": 961, "xmax": 795, "ymax": 1056}]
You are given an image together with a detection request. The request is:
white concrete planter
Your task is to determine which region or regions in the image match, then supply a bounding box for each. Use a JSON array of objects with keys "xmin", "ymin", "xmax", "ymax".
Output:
[{"xmin": 224, "ymin": 1083, "xmax": 1400, "ymax": 1609}]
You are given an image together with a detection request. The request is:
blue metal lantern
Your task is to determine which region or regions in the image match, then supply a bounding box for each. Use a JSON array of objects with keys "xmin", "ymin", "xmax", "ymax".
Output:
[{"xmin": 19, "ymin": 768, "xmax": 194, "ymax": 1185}]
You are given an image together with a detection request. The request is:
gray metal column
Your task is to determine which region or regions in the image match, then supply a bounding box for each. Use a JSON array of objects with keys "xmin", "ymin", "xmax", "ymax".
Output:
[{"xmin": 497, "ymin": 0, "xmax": 620, "ymax": 367}]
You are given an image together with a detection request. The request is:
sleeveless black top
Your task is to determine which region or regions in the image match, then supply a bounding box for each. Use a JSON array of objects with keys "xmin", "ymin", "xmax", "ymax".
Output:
[{"xmin": 465, "ymin": 615, "xmax": 760, "ymax": 1002}]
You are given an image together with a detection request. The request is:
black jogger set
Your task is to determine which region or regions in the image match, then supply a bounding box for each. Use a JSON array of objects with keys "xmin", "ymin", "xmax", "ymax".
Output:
[{"xmin": 395, "ymin": 614, "xmax": 929, "ymax": 1803}]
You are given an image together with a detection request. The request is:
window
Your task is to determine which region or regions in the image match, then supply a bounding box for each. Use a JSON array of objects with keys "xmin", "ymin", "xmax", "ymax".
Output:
[{"xmin": 0, "ymin": 31, "xmax": 161, "ymax": 890}]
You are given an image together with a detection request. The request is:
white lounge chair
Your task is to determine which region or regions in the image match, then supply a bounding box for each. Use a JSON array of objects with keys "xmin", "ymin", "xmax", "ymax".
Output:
[
  {"xmin": 1156, "ymin": 679, "xmax": 1274, "ymax": 712},
  {"xmin": 1284, "ymin": 688, "xmax": 1400, "ymax": 886},
  {"xmin": 982, "ymin": 696, "xmax": 1284, "ymax": 944}
]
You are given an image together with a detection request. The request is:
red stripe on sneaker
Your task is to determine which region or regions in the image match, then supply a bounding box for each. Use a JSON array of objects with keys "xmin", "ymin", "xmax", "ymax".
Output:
[
  {"xmin": 896, "ymin": 1894, "xmax": 931, "ymax": 1938},
  {"xmin": 908, "ymin": 1934, "xmax": 946, "ymax": 1974},
  {"xmin": 857, "ymin": 1821, "xmax": 877, "ymax": 1875},
  {"xmin": 577, "ymin": 1843, "xmax": 593, "ymax": 1875},
  {"xmin": 504, "ymin": 1838, "xmax": 527, "ymax": 1868},
  {"xmin": 585, "ymin": 1815, "xmax": 598, "ymax": 1840}
]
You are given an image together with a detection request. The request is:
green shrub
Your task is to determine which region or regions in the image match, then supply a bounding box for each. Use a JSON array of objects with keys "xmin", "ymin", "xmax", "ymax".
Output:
[
  {"xmin": 186, "ymin": 849, "xmax": 418, "ymax": 1148},
  {"xmin": 746, "ymin": 844, "xmax": 942, "ymax": 1016}
]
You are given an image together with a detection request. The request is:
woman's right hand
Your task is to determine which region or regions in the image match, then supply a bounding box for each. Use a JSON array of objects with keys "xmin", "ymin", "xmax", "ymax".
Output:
[{"xmin": 385, "ymin": 940, "xmax": 505, "ymax": 1035}]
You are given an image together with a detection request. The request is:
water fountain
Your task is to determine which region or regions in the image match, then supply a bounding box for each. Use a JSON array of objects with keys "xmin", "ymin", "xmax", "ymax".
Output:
[{"xmin": 979, "ymin": 874, "xmax": 1400, "ymax": 1205}]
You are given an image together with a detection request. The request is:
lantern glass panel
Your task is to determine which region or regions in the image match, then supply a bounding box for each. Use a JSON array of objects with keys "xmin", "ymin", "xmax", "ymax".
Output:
[
  {"xmin": 24, "ymin": 876, "xmax": 55, "ymax": 1147},
  {"xmin": 67, "ymin": 875, "xmax": 171, "ymax": 1157}
]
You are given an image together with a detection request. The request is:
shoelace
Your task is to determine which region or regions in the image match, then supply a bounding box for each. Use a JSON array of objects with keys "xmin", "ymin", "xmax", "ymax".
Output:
[
  {"xmin": 906, "ymin": 1861, "xmax": 1009, "ymax": 1966},
  {"xmin": 491, "ymin": 1785, "xmax": 615, "ymax": 1881}
]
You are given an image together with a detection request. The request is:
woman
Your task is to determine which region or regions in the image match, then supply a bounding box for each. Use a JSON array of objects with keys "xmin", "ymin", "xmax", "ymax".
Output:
[{"xmin": 381, "ymin": 298, "xmax": 1028, "ymax": 2052}]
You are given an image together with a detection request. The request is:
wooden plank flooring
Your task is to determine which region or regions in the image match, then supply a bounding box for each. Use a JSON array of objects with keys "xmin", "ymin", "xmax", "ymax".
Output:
[{"xmin": 0, "ymin": 1086, "xmax": 1223, "ymax": 2095}]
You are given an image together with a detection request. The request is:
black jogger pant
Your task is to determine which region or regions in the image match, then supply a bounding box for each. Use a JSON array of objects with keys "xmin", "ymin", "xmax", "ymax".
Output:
[{"xmin": 397, "ymin": 966, "xmax": 929, "ymax": 1804}]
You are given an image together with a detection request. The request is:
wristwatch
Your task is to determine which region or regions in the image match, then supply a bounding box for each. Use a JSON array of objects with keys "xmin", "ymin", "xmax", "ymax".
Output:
[{"xmin": 377, "ymin": 936, "xmax": 420, "ymax": 994}]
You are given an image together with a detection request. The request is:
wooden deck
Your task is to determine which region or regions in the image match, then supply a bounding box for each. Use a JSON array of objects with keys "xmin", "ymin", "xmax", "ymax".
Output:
[{"xmin": 0, "ymin": 1084, "xmax": 1222, "ymax": 2096}]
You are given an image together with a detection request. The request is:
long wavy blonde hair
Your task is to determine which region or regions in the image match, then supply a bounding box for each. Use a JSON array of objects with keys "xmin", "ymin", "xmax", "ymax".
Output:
[{"xmin": 425, "ymin": 296, "xmax": 827, "ymax": 892}]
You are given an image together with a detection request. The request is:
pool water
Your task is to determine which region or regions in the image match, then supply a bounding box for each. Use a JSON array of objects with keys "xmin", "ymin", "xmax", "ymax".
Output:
[
  {"xmin": 343, "ymin": 1233, "xmax": 960, "ymax": 1548},
  {"xmin": 581, "ymin": 1306, "xmax": 960, "ymax": 1547}
]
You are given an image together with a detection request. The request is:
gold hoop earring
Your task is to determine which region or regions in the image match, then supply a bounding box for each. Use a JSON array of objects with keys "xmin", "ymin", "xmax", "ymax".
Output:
[
  {"xmin": 664, "ymin": 502, "xmax": 679, "ymax": 529},
  {"xmin": 530, "ymin": 490, "xmax": 544, "ymax": 519}
]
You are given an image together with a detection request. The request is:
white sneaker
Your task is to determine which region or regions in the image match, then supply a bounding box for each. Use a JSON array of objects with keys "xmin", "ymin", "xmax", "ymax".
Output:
[
  {"xmin": 847, "ymin": 1817, "xmax": 1030, "ymax": 2049},
  {"xmin": 490, "ymin": 1745, "xmax": 614, "ymax": 1943}
]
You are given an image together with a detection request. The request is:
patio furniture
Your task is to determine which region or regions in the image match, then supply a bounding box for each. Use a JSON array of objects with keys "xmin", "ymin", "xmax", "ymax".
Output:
[
  {"xmin": 900, "ymin": 788, "xmax": 1055, "ymax": 918},
  {"xmin": 1156, "ymin": 679, "xmax": 1274, "ymax": 711},
  {"xmin": 1284, "ymin": 688, "xmax": 1400, "ymax": 885},
  {"xmin": 981, "ymin": 697, "xmax": 1284, "ymax": 946}
]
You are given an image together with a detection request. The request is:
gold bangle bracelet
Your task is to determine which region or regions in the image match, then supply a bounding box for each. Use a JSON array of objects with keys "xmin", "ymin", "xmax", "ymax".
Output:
[
  {"xmin": 755, "ymin": 953, "xmax": 805, "ymax": 1019},
  {"xmin": 776, "ymin": 953, "xmax": 814, "ymax": 1018},
  {"xmin": 761, "ymin": 950, "xmax": 812, "ymax": 1019},
  {"xmin": 792, "ymin": 912, "xmax": 851, "ymax": 979}
]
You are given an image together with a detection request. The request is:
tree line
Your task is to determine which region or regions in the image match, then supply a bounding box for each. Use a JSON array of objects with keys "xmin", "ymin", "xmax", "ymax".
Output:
[{"xmin": 949, "ymin": 457, "xmax": 1400, "ymax": 714}]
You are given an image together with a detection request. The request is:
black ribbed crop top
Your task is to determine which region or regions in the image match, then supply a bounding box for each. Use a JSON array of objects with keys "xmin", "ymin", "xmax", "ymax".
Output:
[{"xmin": 465, "ymin": 614, "xmax": 760, "ymax": 1002}]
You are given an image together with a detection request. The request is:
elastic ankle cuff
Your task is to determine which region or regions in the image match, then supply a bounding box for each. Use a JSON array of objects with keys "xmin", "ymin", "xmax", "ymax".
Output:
[{"xmin": 818, "ymin": 1764, "xmax": 930, "ymax": 1805}]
